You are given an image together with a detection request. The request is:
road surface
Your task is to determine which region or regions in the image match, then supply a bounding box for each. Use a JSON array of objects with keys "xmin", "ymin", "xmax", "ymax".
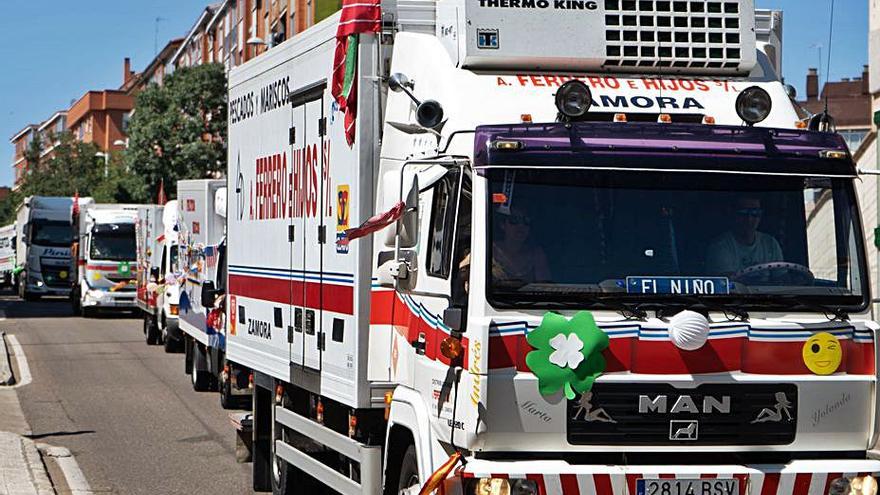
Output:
[{"xmin": 2, "ymin": 293, "xmax": 254, "ymax": 494}]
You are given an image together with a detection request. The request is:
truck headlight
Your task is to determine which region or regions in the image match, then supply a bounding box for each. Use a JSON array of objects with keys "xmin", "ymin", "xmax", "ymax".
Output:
[
  {"xmin": 86, "ymin": 289, "xmax": 106, "ymax": 302},
  {"xmin": 735, "ymin": 86, "xmax": 772, "ymax": 126},
  {"xmin": 466, "ymin": 478, "xmax": 538, "ymax": 495}
]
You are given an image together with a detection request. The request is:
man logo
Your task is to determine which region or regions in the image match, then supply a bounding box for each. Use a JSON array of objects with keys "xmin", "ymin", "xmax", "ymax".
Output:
[{"xmin": 669, "ymin": 420, "xmax": 698, "ymax": 441}]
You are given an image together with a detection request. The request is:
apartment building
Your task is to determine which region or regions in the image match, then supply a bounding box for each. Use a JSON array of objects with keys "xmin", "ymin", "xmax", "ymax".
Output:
[
  {"xmin": 170, "ymin": 0, "xmax": 339, "ymax": 73},
  {"xmin": 66, "ymin": 90, "xmax": 134, "ymax": 153},
  {"xmin": 37, "ymin": 111, "xmax": 68, "ymax": 160},
  {"xmin": 10, "ymin": 125, "xmax": 37, "ymax": 188},
  {"xmin": 798, "ymin": 65, "xmax": 873, "ymax": 152}
]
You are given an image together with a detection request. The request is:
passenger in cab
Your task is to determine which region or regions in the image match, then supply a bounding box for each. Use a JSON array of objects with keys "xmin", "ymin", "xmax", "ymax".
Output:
[
  {"xmin": 705, "ymin": 196, "xmax": 783, "ymax": 276},
  {"xmin": 492, "ymin": 208, "xmax": 551, "ymax": 285}
]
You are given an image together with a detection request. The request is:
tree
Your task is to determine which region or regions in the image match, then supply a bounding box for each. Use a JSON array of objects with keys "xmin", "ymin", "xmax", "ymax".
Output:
[
  {"xmin": 19, "ymin": 131, "xmax": 104, "ymax": 198},
  {"xmin": 125, "ymin": 63, "xmax": 228, "ymax": 202}
]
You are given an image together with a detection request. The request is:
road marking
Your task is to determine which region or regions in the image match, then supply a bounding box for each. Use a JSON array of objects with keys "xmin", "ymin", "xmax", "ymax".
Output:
[
  {"xmin": 7, "ymin": 334, "xmax": 31, "ymax": 388},
  {"xmin": 37, "ymin": 444, "xmax": 94, "ymax": 495}
]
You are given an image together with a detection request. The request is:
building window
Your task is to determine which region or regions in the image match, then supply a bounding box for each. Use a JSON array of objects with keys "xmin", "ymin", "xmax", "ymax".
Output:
[
  {"xmin": 838, "ymin": 129, "xmax": 869, "ymax": 153},
  {"xmin": 122, "ymin": 112, "xmax": 132, "ymax": 134}
]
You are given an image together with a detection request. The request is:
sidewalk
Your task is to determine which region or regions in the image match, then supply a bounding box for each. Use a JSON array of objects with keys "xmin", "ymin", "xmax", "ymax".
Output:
[
  {"xmin": 0, "ymin": 432, "xmax": 54, "ymax": 495},
  {"xmin": 0, "ymin": 332, "xmax": 56, "ymax": 494}
]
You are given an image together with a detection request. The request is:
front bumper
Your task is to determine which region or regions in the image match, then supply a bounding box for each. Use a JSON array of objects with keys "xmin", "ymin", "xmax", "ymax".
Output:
[
  {"xmin": 82, "ymin": 290, "xmax": 137, "ymax": 309},
  {"xmin": 447, "ymin": 458, "xmax": 880, "ymax": 495}
]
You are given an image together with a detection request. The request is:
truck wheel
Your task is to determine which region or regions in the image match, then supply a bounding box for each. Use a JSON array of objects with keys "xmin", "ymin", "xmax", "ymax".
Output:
[
  {"xmin": 397, "ymin": 445, "xmax": 419, "ymax": 494},
  {"xmin": 219, "ymin": 355, "xmax": 238, "ymax": 410},
  {"xmin": 145, "ymin": 315, "xmax": 161, "ymax": 345},
  {"xmin": 190, "ymin": 345, "xmax": 212, "ymax": 391}
]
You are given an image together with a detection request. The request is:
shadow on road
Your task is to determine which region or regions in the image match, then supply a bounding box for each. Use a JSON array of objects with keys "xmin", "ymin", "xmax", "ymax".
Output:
[
  {"xmin": 25, "ymin": 430, "xmax": 97, "ymax": 440},
  {"xmin": 0, "ymin": 294, "xmax": 139, "ymax": 321}
]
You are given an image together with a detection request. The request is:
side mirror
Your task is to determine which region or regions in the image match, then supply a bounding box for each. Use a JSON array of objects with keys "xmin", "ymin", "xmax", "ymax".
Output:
[
  {"xmin": 21, "ymin": 224, "xmax": 29, "ymax": 242},
  {"xmin": 376, "ymin": 251, "xmax": 418, "ymax": 290},
  {"xmin": 397, "ymin": 177, "xmax": 419, "ymax": 248},
  {"xmin": 150, "ymin": 266, "xmax": 160, "ymax": 282},
  {"xmin": 443, "ymin": 307, "xmax": 463, "ymax": 332},
  {"xmin": 201, "ymin": 280, "xmax": 217, "ymax": 308}
]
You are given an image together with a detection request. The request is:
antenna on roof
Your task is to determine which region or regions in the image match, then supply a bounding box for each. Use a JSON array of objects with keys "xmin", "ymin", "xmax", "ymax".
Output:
[
  {"xmin": 154, "ymin": 17, "xmax": 167, "ymax": 56},
  {"xmin": 809, "ymin": 0, "xmax": 837, "ymax": 132}
]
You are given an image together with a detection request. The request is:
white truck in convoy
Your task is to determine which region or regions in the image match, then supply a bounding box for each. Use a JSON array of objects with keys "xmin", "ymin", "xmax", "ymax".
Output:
[
  {"xmin": 16, "ymin": 196, "xmax": 89, "ymax": 301},
  {"xmin": 70, "ymin": 202, "xmax": 140, "ymax": 316},
  {"xmin": 176, "ymin": 180, "xmax": 247, "ymax": 406},
  {"xmin": 227, "ymin": 2, "xmax": 880, "ymax": 494},
  {"xmin": 136, "ymin": 202, "xmax": 181, "ymax": 351},
  {"xmin": 0, "ymin": 224, "xmax": 16, "ymax": 288}
]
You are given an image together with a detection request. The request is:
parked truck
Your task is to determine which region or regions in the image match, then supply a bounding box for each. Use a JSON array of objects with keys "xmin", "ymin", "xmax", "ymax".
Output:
[
  {"xmin": 70, "ymin": 202, "xmax": 141, "ymax": 316},
  {"xmin": 0, "ymin": 224, "xmax": 16, "ymax": 288},
  {"xmin": 226, "ymin": 2, "xmax": 880, "ymax": 494},
  {"xmin": 16, "ymin": 196, "xmax": 89, "ymax": 301},
  {"xmin": 135, "ymin": 202, "xmax": 181, "ymax": 351},
  {"xmin": 176, "ymin": 179, "xmax": 247, "ymax": 406}
]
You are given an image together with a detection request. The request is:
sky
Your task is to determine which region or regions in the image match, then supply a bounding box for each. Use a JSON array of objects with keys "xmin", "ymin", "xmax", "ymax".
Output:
[{"xmin": 0, "ymin": 1, "xmax": 870, "ymax": 188}]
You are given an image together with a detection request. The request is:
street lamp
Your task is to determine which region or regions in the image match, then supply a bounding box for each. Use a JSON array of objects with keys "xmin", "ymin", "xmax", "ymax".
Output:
[
  {"xmin": 113, "ymin": 139, "xmax": 129, "ymax": 149},
  {"xmin": 95, "ymin": 152, "xmax": 109, "ymax": 178},
  {"xmin": 246, "ymin": 35, "xmax": 268, "ymax": 59}
]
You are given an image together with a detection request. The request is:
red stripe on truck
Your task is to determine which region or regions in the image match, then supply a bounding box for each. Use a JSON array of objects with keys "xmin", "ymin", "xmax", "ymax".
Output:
[{"xmin": 229, "ymin": 274, "xmax": 354, "ymax": 315}]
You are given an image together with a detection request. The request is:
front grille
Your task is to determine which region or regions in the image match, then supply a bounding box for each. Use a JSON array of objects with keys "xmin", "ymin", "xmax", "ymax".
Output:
[
  {"xmin": 40, "ymin": 265, "xmax": 70, "ymax": 288},
  {"xmin": 567, "ymin": 383, "xmax": 797, "ymax": 446},
  {"xmin": 603, "ymin": 0, "xmax": 748, "ymax": 70}
]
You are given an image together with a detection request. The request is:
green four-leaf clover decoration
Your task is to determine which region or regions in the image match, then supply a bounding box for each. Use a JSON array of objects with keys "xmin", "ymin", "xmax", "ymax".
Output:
[{"xmin": 525, "ymin": 311, "xmax": 609, "ymax": 400}]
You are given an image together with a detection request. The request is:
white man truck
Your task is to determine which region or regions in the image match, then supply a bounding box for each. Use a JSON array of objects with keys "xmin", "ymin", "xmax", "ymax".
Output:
[
  {"xmin": 71, "ymin": 202, "xmax": 140, "ymax": 316},
  {"xmin": 0, "ymin": 224, "xmax": 16, "ymax": 288},
  {"xmin": 16, "ymin": 196, "xmax": 88, "ymax": 301},
  {"xmin": 228, "ymin": 2, "xmax": 880, "ymax": 494},
  {"xmin": 176, "ymin": 179, "xmax": 247, "ymax": 407},
  {"xmin": 136, "ymin": 202, "xmax": 181, "ymax": 351}
]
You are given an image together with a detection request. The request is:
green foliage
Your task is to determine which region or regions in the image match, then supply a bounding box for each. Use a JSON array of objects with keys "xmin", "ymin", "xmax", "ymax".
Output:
[
  {"xmin": 125, "ymin": 63, "xmax": 228, "ymax": 202},
  {"xmin": 19, "ymin": 132, "xmax": 104, "ymax": 198},
  {"xmin": 525, "ymin": 311, "xmax": 609, "ymax": 400}
]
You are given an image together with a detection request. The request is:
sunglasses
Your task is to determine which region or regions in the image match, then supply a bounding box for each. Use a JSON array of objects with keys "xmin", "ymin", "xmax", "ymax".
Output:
[
  {"xmin": 505, "ymin": 215, "xmax": 531, "ymax": 226},
  {"xmin": 735, "ymin": 208, "xmax": 763, "ymax": 218}
]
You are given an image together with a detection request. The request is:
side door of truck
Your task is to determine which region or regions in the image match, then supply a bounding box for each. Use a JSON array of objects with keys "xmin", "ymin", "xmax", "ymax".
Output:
[{"xmin": 289, "ymin": 82, "xmax": 326, "ymax": 371}]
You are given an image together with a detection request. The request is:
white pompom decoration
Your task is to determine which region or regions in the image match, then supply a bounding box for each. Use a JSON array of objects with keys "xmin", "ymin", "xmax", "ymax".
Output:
[{"xmin": 668, "ymin": 310, "xmax": 710, "ymax": 351}]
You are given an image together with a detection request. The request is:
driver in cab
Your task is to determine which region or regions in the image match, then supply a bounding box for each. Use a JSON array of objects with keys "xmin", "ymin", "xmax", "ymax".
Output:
[{"xmin": 705, "ymin": 197, "xmax": 783, "ymax": 277}]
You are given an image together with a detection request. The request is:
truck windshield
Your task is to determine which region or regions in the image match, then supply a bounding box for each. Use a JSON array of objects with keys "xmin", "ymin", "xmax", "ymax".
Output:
[
  {"xmin": 30, "ymin": 221, "xmax": 72, "ymax": 247},
  {"xmin": 487, "ymin": 168, "xmax": 868, "ymax": 312},
  {"xmin": 90, "ymin": 224, "xmax": 136, "ymax": 262}
]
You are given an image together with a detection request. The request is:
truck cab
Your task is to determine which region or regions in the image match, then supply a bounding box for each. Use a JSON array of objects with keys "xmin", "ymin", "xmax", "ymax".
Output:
[
  {"xmin": 15, "ymin": 196, "xmax": 88, "ymax": 300},
  {"xmin": 136, "ymin": 201, "xmax": 181, "ymax": 350},
  {"xmin": 71, "ymin": 204, "xmax": 140, "ymax": 316}
]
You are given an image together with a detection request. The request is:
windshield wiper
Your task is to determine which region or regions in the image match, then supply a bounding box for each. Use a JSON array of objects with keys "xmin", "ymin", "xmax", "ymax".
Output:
[
  {"xmin": 497, "ymin": 290, "xmax": 648, "ymax": 320},
  {"xmin": 760, "ymin": 295, "xmax": 849, "ymax": 321},
  {"xmin": 654, "ymin": 295, "xmax": 749, "ymax": 321}
]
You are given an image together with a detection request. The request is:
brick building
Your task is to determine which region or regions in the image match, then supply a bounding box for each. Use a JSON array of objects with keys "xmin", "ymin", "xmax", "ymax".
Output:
[
  {"xmin": 170, "ymin": 0, "xmax": 340, "ymax": 73},
  {"xmin": 37, "ymin": 111, "xmax": 68, "ymax": 160},
  {"xmin": 66, "ymin": 90, "xmax": 134, "ymax": 153},
  {"xmin": 10, "ymin": 125, "xmax": 37, "ymax": 188},
  {"xmin": 798, "ymin": 65, "xmax": 872, "ymax": 151}
]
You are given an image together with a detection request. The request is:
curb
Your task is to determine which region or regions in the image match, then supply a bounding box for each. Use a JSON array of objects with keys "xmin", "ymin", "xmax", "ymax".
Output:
[
  {"xmin": 38, "ymin": 444, "xmax": 93, "ymax": 494},
  {"xmin": 0, "ymin": 331, "xmax": 13, "ymax": 385}
]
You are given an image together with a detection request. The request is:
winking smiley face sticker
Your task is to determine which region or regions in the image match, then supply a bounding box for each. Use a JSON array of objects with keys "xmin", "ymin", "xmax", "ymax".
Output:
[{"xmin": 802, "ymin": 332, "xmax": 842, "ymax": 375}]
